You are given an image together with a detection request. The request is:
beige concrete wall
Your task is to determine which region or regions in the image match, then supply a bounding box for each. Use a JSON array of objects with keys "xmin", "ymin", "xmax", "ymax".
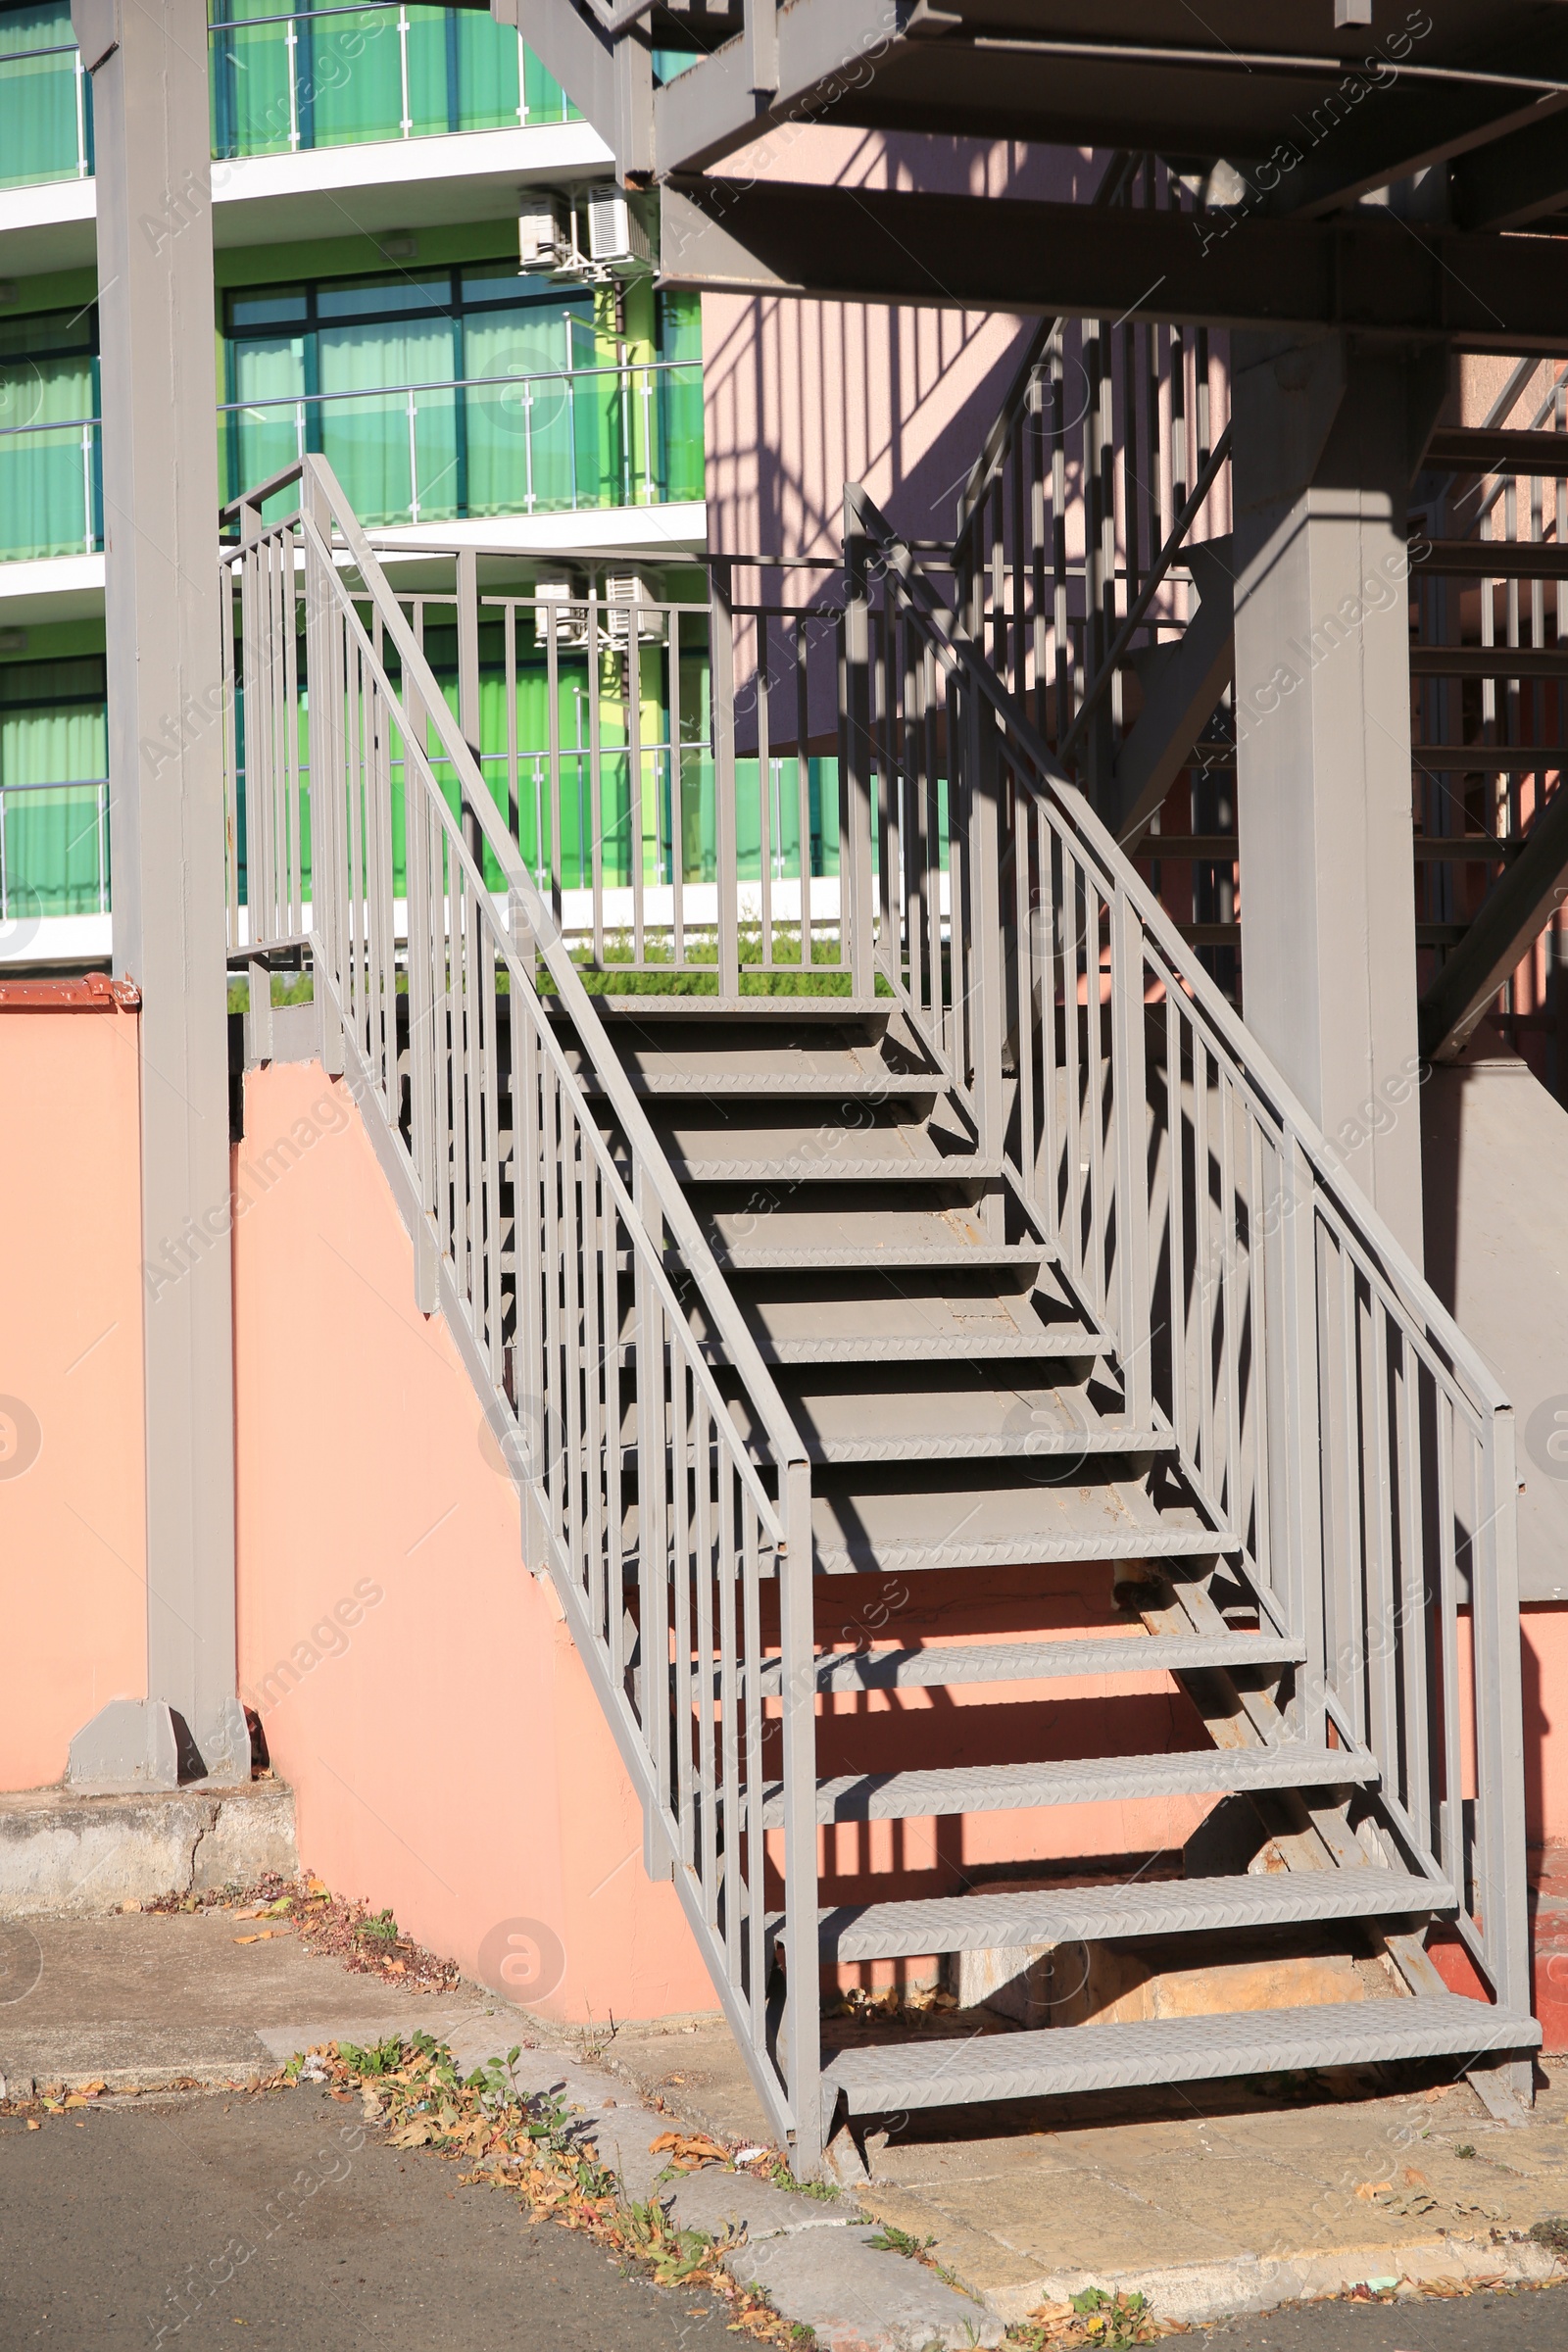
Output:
[
  {"xmin": 231, "ymin": 1059, "xmax": 718, "ymax": 2025},
  {"xmin": 0, "ymin": 1003, "xmax": 148, "ymax": 1789}
]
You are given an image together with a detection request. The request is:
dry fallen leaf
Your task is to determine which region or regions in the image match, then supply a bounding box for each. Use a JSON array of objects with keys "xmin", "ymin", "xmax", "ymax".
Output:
[
  {"xmin": 1355, "ymin": 2180, "xmax": 1394, "ymax": 2201},
  {"xmin": 24, "ymin": 2119, "xmax": 40, "ymax": 2132},
  {"xmin": 649, "ymin": 2131, "xmax": 733, "ymax": 2172}
]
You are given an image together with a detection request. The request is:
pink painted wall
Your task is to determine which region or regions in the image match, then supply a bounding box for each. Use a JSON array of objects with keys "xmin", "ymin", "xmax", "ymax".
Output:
[
  {"xmin": 231, "ymin": 1059, "xmax": 717, "ymax": 2025},
  {"xmin": 0, "ymin": 1004, "xmax": 147, "ymax": 1789},
  {"xmin": 703, "ymin": 131, "xmax": 1098, "ymax": 563}
]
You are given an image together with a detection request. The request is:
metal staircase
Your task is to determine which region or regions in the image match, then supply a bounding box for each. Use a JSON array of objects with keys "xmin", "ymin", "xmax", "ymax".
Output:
[{"xmin": 223, "ymin": 453, "xmax": 1539, "ymax": 2179}]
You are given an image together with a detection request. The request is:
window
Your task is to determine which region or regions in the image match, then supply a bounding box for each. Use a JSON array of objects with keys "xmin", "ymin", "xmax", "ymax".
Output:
[
  {"xmin": 0, "ymin": 306, "xmax": 101, "ymax": 560},
  {"xmin": 222, "ymin": 267, "xmax": 607, "ymax": 524},
  {"xmin": 0, "ymin": 654, "xmax": 109, "ymax": 917}
]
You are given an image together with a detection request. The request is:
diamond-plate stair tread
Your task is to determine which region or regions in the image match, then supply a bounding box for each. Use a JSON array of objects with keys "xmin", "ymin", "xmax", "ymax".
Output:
[
  {"xmin": 819, "ymin": 1867, "xmax": 1456, "ymax": 1961},
  {"xmin": 770, "ymin": 1378, "xmax": 1165, "ymax": 1465},
  {"xmin": 808, "ymin": 1470, "xmax": 1231, "ymax": 1572},
  {"xmin": 678, "ymin": 1151, "xmax": 1005, "ymax": 1184},
  {"xmin": 820, "ymin": 1993, "xmax": 1542, "ymax": 2117},
  {"xmin": 727, "ymin": 1277, "xmax": 1108, "ymax": 1363},
  {"xmin": 760, "ymin": 1745, "xmax": 1377, "ymax": 1828},
  {"xmin": 762, "ymin": 1631, "xmax": 1306, "ymax": 1693}
]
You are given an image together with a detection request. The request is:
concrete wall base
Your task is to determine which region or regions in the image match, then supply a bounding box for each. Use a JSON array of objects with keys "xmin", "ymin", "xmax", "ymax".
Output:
[{"xmin": 0, "ymin": 1781, "xmax": 297, "ymax": 1915}]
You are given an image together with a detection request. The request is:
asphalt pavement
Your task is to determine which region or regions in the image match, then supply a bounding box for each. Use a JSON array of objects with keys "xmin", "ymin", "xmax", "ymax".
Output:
[{"xmin": 0, "ymin": 2084, "xmax": 740, "ymax": 2349}]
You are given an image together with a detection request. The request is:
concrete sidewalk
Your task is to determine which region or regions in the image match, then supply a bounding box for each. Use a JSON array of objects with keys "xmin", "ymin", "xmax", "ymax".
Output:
[{"xmin": 6, "ymin": 1906, "xmax": 1568, "ymax": 2339}]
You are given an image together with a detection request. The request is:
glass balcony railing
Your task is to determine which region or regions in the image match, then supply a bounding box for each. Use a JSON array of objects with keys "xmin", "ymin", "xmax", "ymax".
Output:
[
  {"xmin": 0, "ymin": 6, "xmax": 576, "ymax": 192},
  {"xmin": 0, "ymin": 362, "xmax": 703, "ymax": 561},
  {"xmin": 0, "ymin": 413, "xmax": 102, "ymax": 562},
  {"xmin": 220, "ymin": 361, "xmax": 706, "ymax": 526}
]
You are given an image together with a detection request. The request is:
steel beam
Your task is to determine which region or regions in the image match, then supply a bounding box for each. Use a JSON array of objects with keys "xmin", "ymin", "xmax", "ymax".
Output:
[
  {"xmin": 68, "ymin": 0, "xmax": 246, "ymax": 1786},
  {"xmin": 1454, "ymin": 106, "xmax": 1568, "ymax": 230},
  {"xmin": 1420, "ymin": 784, "xmax": 1568, "ymax": 1061},
  {"xmin": 660, "ymin": 178, "xmax": 1568, "ymax": 352}
]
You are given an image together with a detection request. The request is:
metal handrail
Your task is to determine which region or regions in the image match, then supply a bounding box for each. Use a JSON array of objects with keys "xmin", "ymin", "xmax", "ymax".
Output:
[
  {"xmin": 852, "ymin": 478, "xmax": 1528, "ymax": 2031},
  {"xmin": 222, "ymin": 452, "xmax": 822, "ymax": 2163},
  {"xmin": 853, "ymin": 479, "xmax": 1508, "ymax": 1415}
]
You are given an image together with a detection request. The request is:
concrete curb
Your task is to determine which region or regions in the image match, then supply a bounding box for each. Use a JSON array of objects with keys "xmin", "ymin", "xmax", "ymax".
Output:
[
  {"xmin": 985, "ymin": 2232, "xmax": 1568, "ymax": 2328},
  {"xmin": 432, "ymin": 2021, "xmax": 1007, "ymax": 2350}
]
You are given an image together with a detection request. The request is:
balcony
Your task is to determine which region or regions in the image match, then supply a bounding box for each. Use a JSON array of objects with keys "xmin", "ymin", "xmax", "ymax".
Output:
[
  {"xmin": 223, "ymin": 361, "xmax": 705, "ymax": 528},
  {"xmin": 0, "ymin": 3, "xmax": 576, "ymax": 193}
]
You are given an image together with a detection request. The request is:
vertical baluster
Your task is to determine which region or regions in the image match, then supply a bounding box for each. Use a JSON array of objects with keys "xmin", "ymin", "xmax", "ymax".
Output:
[
  {"xmin": 1164, "ymin": 995, "xmax": 1188, "ymax": 1462},
  {"xmin": 604, "ymin": 1172, "xmax": 627, "ymax": 1685},
  {"xmin": 1473, "ymin": 1397, "xmax": 1531, "ymax": 2042},
  {"xmin": 1397, "ymin": 1337, "xmax": 1432, "ymax": 1856},
  {"xmin": 717, "ymin": 1468, "xmax": 743, "ymax": 1981},
  {"xmin": 1337, "ymin": 1249, "xmax": 1367, "ymax": 1749},
  {"xmin": 670, "ymin": 1361, "xmax": 695, "ymax": 1866},
  {"xmin": 711, "ymin": 560, "xmax": 741, "ymax": 998},
  {"xmin": 1367, "ymin": 1295, "xmax": 1398, "ymax": 1786},
  {"xmin": 1084, "ymin": 879, "xmax": 1107, "ymax": 1316},
  {"xmin": 842, "ymin": 507, "xmax": 876, "ymax": 1000},
  {"xmin": 671, "ymin": 605, "xmax": 686, "ymax": 964},
  {"xmin": 1435, "ymin": 1396, "xmax": 1463, "ymax": 1897},
  {"xmin": 1110, "ymin": 888, "xmax": 1152, "ymax": 1422},
  {"xmin": 634, "ymin": 1210, "xmax": 671, "ymax": 1863},
  {"xmin": 588, "ymin": 576, "xmax": 605, "ymax": 969},
  {"xmin": 481, "ymin": 924, "xmax": 505, "ymax": 1392},
  {"xmin": 794, "ymin": 614, "xmax": 811, "ymax": 969},
  {"xmin": 777, "ymin": 1454, "xmax": 820, "ymax": 2176},
  {"xmin": 1060, "ymin": 841, "xmax": 1085, "ymax": 1295},
  {"xmin": 1051, "ymin": 329, "xmax": 1069, "ymax": 745},
  {"xmin": 627, "ymin": 603, "xmax": 646, "ymax": 965},
  {"xmin": 1029, "ymin": 368, "xmax": 1049, "ymax": 739},
  {"xmin": 740, "ymin": 1504, "xmax": 766, "ymax": 2037},
  {"xmin": 757, "ymin": 610, "xmax": 773, "ymax": 966},
  {"xmin": 581, "ymin": 1148, "xmax": 608, "ymax": 1642},
  {"xmin": 695, "ymin": 1398, "xmax": 720, "ymax": 1928},
  {"xmin": 1280, "ymin": 1133, "xmax": 1324, "ymax": 1741},
  {"xmin": 1192, "ymin": 1034, "xmax": 1213, "ymax": 1489},
  {"xmin": 1036, "ymin": 803, "xmax": 1061, "ymax": 1241},
  {"xmin": 546, "ymin": 595, "xmax": 563, "ymax": 933},
  {"xmin": 1216, "ymin": 1069, "xmax": 1244, "ymax": 1532}
]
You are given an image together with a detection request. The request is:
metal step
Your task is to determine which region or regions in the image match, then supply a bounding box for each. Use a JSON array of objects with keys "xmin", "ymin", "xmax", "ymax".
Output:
[
  {"xmin": 766, "ymin": 1376, "xmax": 1163, "ymax": 1466},
  {"xmin": 762, "ymin": 1631, "xmax": 1306, "ymax": 1694},
  {"xmin": 809, "ymin": 1469, "xmax": 1231, "ymax": 1573},
  {"xmin": 1409, "ymin": 646, "xmax": 1568, "ymax": 680},
  {"xmin": 726, "ymin": 1274, "xmax": 1108, "ymax": 1366},
  {"xmin": 678, "ymin": 1151, "xmax": 1004, "ymax": 1185},
  {"xmin": 1416, "ymin": 538, "xmax": 1568, "ymax": 580},
  {"xmin": 1426, "ymin": 425, "xmax": 1568, "ymax": 478},
  {"xmin": 820, "ymin": 1994, "xmax": 1542, "ymax": 2121},
  {"xmin": 762, "ymin": 1744, "xmax": 1377, "ymax": 1829},
  {"xmin": 588, "ymin": 996, "xmax": 892, "ymax": 1022},
  {"xmin": 741, "ymin": 1330, "xmax": 1109, "ymax": 1366},
  {"xmin": 819, "ymin": 1867, "xmax": 1456, "ymax": 1962},
  {"xmin": 719, "ymin": 1240, "xmax": 1049, "ymax": 1276}
]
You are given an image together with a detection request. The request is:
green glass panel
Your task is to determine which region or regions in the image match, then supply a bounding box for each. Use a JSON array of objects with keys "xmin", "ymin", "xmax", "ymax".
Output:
[
  {"xmin": 0, "ymin": 658, "xmax": 109, "ymax": 917},
  {"xmin": 0, "ymin": 3, "xmax": 84, "ymax": 189},
  {"xmin": 302, "ymin": 6, "xmax": 404, "ymax": 146},
  {"xmin": 209, "ymin": 0, "xmax": 294, "ymax": 160},
  {"xmin": 521, "ymin": 44, "xmax": 575, "ymax": 123},
  {"xmin": 0, "ymin": 349, "xmax": 97, "ymax": 559}
]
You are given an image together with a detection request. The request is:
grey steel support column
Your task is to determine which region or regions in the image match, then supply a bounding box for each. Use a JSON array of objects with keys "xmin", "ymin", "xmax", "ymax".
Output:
[
  {"xmin": 66, "ymin": 0, "xmax": 246, "ymax": 1788},
  {"xmin": 1231, "ymin": 332, "xmax": 1426, "ymax": 1264}
]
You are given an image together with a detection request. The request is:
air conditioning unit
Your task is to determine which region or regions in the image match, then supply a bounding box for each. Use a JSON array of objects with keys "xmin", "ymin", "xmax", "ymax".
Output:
[
  {"xmin": 532, "ymin": 581, "xmax": 586, "ymax": 650},
  {"xmin": 518, "ymin": 192, "xmax": 573, "ymax": 272},
  {"xmin": 586, "ymin": 189, "xmax": 653, "ymax": 269}
]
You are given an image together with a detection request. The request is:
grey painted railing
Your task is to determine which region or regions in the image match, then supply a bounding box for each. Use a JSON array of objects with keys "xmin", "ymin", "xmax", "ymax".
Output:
[
  {"xmin": 849, "ymin": 480, "xmax": 1531, "ymax": 2051},
  {"xmin": 220, "ymin": 455, "xmax": 824, "ymax": 2168}
]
